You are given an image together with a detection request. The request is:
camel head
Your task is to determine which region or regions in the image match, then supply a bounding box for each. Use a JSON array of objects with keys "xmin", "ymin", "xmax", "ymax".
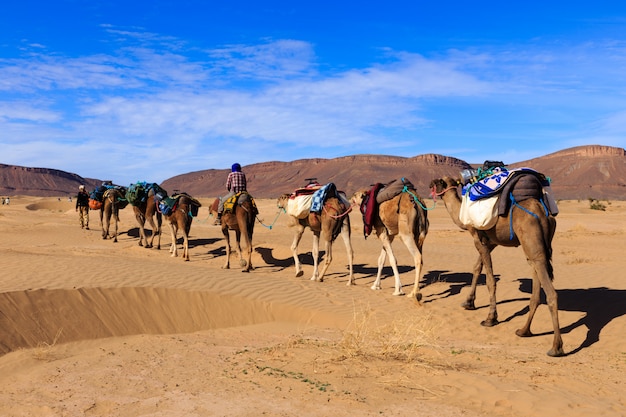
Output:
[
  {"xmin": 276, "ymin": 193, "xmax": 291, "ymax": 210},
  {"xmin": 350, "ymin": 189, "xmax": 368, "ymax": 207},
  {"xmin": 429, "ymin": 176, "xmax": 460, "ymax": 195}
]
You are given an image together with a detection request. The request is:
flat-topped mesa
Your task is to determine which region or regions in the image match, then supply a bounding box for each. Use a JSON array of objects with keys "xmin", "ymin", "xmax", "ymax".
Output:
[
  {"xmin": 411, "ymin": 153, "xmax": 472, "ymax": 168},
  {"xmin": 545, "ymin": 145, "xmax": 626, "ymax": 158}
]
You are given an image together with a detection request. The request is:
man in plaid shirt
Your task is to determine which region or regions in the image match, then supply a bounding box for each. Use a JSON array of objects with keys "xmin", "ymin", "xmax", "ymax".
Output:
[{"xmin": 216, "ymin": 163, "xmax": 247, "ymax": 223}]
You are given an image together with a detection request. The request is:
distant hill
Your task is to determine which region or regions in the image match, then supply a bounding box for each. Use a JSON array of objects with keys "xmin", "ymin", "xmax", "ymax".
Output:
[
  {"xmin": 2, "ymin": 145, "xmax": 625, "ymax": 200},
  {"xmin": 161, "ymin": 154, "xmax": 471, "ymax": 199},
  {"xmin": 510, "ymin": 145, "xmax": 626, "ymax": 200},
  {"xmin": 0, "ymin": 164, "xmax": 101, "ymax": 198}
]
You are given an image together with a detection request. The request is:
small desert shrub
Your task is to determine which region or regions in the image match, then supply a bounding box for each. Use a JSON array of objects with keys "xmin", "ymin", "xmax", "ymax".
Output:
[
  {"xmin": 588, "ymin": 198, "xmax": 606, "ymax": 211},
  {"xmin": 338, "ymin": 304, "xmax": 439, "ymax": 362}
]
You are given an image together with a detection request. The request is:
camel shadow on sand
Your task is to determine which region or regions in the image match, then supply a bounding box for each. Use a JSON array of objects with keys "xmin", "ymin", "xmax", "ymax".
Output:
[
  {"xmin": 422, "ymin": 271, "xmax": 626, "ymax": 355},
  {"xmin": 505, "ymin": 278, "xmax": 626, "ymax": 355},
  {"xmin": 253, "ymin": 247, "xmax": 354, "ymax": 278},
  {"xmin": 420, "ymin": 270, "xmax": 501, "ymax": 303}
]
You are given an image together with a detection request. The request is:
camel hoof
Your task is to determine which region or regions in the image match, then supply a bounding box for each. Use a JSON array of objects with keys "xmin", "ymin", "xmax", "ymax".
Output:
[
  {"xmin": 547, "ymin": 348, "xmax": 566, "ymax": 357},
  {"xmin": 371, "ymin": 285, "xmax": 382, "ymax": 291},
  {"xmin": 515, "ymin": 329, "xmax": 533, "ymax": 338},
  {"xmin": 392, "ymin": 291, "xmax": 405, "ymax": 296},
  {"xmin": 409, "ymin": 292, "xmax": 422, "ymax": 302},
  {"xmin": 295, "ymin": 271, "xmax": 304, "ymax": 278},
  {"xmin": 461, "ymin": 301, "xmax": 476, "ymax": 310},
  {"xmin": 481, "ymin": 319, "xmax": 499, "ymax": 327},
  {"xmin": 346, "ymin": 280, "xmax": 355, "ymax": 286}
]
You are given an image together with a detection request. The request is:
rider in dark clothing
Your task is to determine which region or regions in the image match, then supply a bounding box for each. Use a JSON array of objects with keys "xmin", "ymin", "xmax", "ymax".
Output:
[{"xmin": 76, "ymin": 185, "xmax": 90, "ymax": 229}]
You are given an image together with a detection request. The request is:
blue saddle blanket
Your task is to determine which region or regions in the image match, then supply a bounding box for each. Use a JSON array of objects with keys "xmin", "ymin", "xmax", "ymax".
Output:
[
  {"xmin": 463, "ymin": 167, "xmax": 548, "ymax": 201},
  {"xmin": 310, "ymin": 183, "xmax": 337, "ymax": 213}
]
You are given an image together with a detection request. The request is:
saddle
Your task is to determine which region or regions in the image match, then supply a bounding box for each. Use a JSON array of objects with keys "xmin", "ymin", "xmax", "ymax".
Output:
[
  {"xmin": 126, "ymin": 182, "xmax": 168, "ymax": 206},
  {"xmin": 359, "ymin": 178, "xmax": 416, "ymax": 237},
  {"xmin": 102, "ymin": 186, "xmax": 129, "ymax": 209},
  {"xmin": 223, "ymin": 191, "xmax": 258, "ymax": 216},
  {"xmin": 159, "ymin": 193, "xmax": 201, "ymax": 216},
  {"xmin": 459, "ymin": 168, "xmax": 558, "ymax": 230}
]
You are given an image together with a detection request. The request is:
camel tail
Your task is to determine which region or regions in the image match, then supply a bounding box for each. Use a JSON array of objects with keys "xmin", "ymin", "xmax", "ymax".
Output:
[
  {"xmin": 544, "ymin": 215, "xmax": 556, "ymax": 280},
  {"xmin": 413, "ymin": 197, "xmax": 429, "ymax": 247},
  {"xmin": 247, "ymin": 211, "xmax": 255, "ymax": 241},
  {"xmin": 541, "ymin": 215, "xmax": 556, "ymax": 281}
]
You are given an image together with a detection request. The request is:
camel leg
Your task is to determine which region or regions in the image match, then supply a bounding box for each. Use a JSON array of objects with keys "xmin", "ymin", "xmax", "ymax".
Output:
[
  {"xmin": 398, "ymin": 233, "xmax": 424, "ymax": 302},
  {"xmin": 136, "ymin": 212, "xmax": 146, "ymax": 247},
  {"xmin": 340, "ymin": 221, "xmax": 355, "ymax": 286},
  {"xmin": 310, "ymin": 231, "xmax": 321, "ymax": 281},
  {"xmin": 462, "ymin": 254, "xmax": 484, "ymax": 310},
  {"xmin": 477, "ymin": 245, "xmax": 498, "ymax": 326},
  {"xmin": 101, "ymin": 206, "xmax": 109, "ymax": 239},
  {"xmin": 290, "ymin": 226, "xmax": 305, "ymax": 277},
  {"xmin": 516, "ymin": 268, "xmax": 542, "ymax": 338},
  {"xmin": 379, "ymin": 233, "xmax": 404, "ymax": 296},
  {"xmin": 517, "ymin": 261, "xmax": 564, "ymax": 357},
  {"xmin": 221, "ymin": 227, "xmax": 231, "ymax": 269},
  {"xmin": 112, "ymin": 205, "xmax": 119, "ymax": 243},
  {"xmin": 182, "ymin": 230, "xmax": 189, "ymax": 261},
  {"xmin": 241, "ymin": 227, "xmax": 253, "ymax": 272},
  {"xmin": 168, "ymin": 223, "xmax": 178, "ymax": 257},
  {"xmin": 145, "ymin": 214, "xmax": 155, "ymax": 248},
  {"xmin": 371, "ymin": 248, "xmax": 387, "ymax": 290},
  {"xmin": 541, "ymin": 272, "xmax": 564, "ymax": 357},
  {"xmin": 316, "ymin": 238, "xmax": 333, "ymax": 282},
  {"xmin": 155, "ymin": 213, "xmax": 162, "ymax": 250},
  {"xmin": 99, "ymin": 207, "xmax": 104, "ymax": 237},
  {"xmin": 234, "ymin": 230, "xmax": 244, "ymax": 268}
]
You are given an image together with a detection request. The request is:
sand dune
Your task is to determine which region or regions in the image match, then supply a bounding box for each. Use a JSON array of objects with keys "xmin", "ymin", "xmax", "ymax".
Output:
[{"xmin": 0, "ymin": 196, "xmax": 624, "ymax": 416}]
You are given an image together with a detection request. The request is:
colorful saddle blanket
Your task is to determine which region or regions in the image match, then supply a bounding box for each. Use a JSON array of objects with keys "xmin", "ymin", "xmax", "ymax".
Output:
[
  {"xmin": 359, "ymin": 183, "xmax": 384, "ymax": 237},
  {"xmin": 223, "ymin": 191, "xmax": 257, "ymax": 216},
  {"xmin": 462, "ymin": 167, "xmax": 549, "ymax": 201},
  {"xmin": 310, "ymin": 183, "xmax": 338, "ymax": 214}
]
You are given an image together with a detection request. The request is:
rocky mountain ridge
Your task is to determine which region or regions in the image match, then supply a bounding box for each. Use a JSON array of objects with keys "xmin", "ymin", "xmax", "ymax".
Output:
[{"xmin": 1, "ymin": 145, "xmax": 625, "ymax": 200}]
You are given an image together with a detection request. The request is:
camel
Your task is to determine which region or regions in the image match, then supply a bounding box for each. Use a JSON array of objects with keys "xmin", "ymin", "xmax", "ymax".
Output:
[
  {"xmin": 163, "ymin": 194, "xmax": 201, "ymax": 261},
  {"xmin": 430, "ymin": 176, "xmax": 564, "ymax": 357},
  {"xmin": 100, "ymin": 187, "xmax": 128, "ymax": 242},
  {"xmin": 209, "ymin": 193, "xmax": 256, "ymax": 272},
  {"xmin": 351, "ymin": 185, "xmax": 428, "ymax": 299},
  {"xmin": 276, "ymin": 190, "xmax": 354, "ymax": 284},
  {"xmin": 128, "ymin": 185, "xmax": 165, "ymax": 249}
]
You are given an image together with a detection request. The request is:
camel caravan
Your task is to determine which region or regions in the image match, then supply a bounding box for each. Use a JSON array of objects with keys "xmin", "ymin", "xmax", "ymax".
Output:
[{"xmin": 81, "ymin": 161, "xmax": 564, "ymax": 356}]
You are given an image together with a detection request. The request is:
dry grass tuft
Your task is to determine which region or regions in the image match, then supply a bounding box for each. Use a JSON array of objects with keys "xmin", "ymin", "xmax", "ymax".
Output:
[
  {"xmin": 337, "ymin": 303, "xmax": 440, "ymax": 362},
  {"xmin": 31, "ymin": 328, "xmax": 63, "ymax": 361}
]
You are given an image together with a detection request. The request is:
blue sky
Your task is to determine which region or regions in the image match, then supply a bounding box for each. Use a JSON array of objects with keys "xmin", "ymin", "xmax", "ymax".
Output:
[{"xmin": 2, "ymin": 1, "xmax": 626, "ymax": 185}]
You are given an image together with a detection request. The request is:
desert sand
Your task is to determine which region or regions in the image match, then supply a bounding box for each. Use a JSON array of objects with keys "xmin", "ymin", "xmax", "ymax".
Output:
[{"xmin": 0, "ymin": 195, "xmax": 624, "ymax": 417}]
